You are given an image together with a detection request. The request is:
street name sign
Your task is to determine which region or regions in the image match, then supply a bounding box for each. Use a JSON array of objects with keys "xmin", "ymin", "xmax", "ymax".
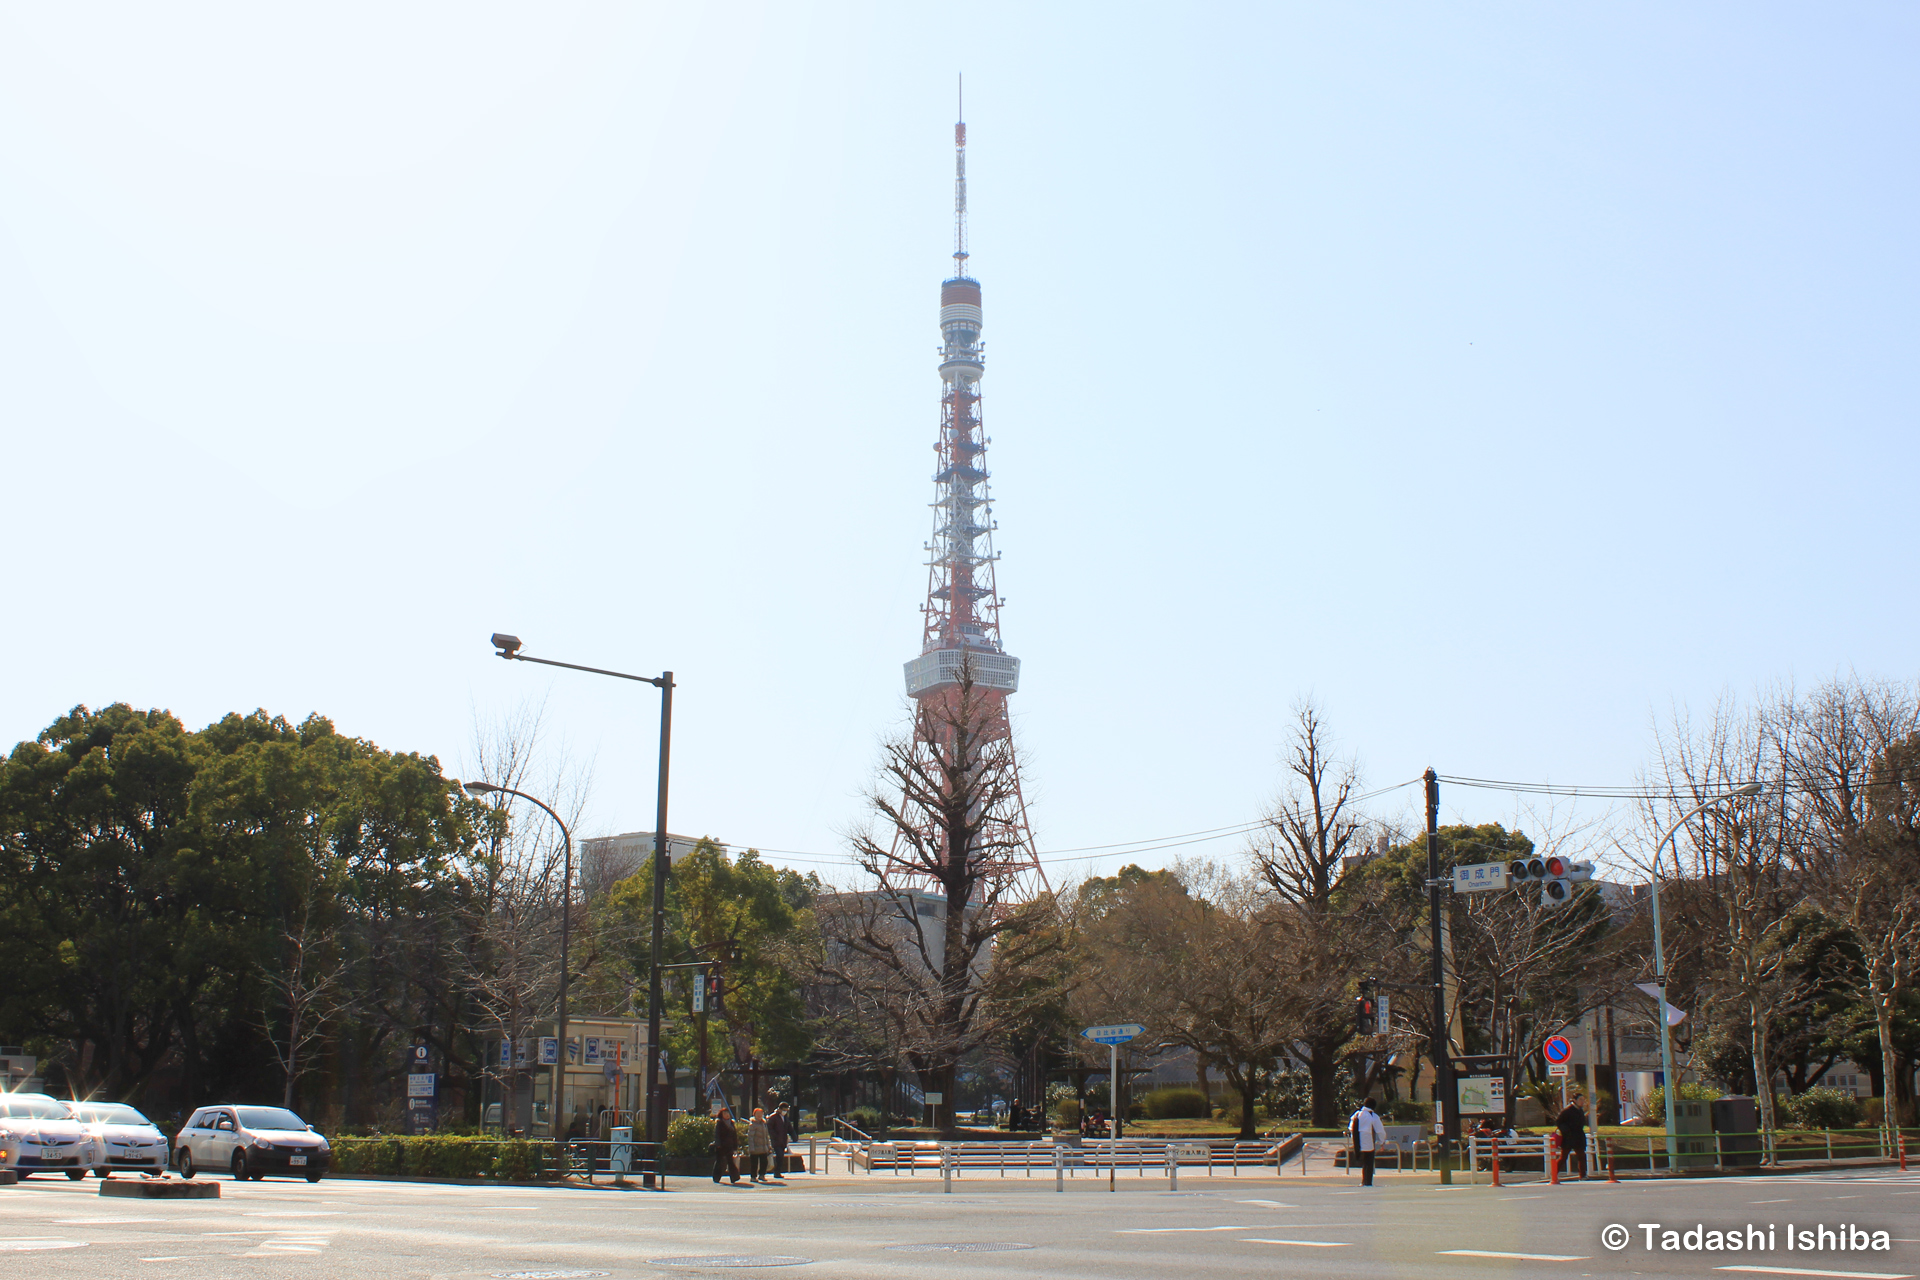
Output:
[
  {"xmin": 1081, "ymin": 1024, "xmax": 1145, "ymax": 1045},
  {"xmin": 1452, "ymin": 861, "xmax": 1511, "ymax": 893}
]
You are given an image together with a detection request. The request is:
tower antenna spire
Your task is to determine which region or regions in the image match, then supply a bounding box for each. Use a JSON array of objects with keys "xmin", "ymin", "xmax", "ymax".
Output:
[{"xmin": 953, "ymin": 74, "xmax": 968, "ymax": 276}]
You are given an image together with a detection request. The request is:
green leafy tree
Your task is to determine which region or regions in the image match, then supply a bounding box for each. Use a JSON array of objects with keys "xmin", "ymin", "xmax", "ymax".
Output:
[{"xmin": 598, "ymin": 839, "xmax": 821, "ymax": 1101}]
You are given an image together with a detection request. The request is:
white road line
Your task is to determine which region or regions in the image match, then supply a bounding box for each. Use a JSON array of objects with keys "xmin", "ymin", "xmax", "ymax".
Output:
[
  {"xmin": 1716, "ymin": 1267, "xmax": 1915, "ymax": 1280},
  {"xmin": 0, "ymin": 1240, "xmax": 89, "ymax": 1252},
  {"xmin": 51, "ymin": 1217, "xmax": 166, "ymax": 1224},
  {"xmin": 1241, "ymin": 1239, "xmax": 1352, "ymax": 1247},
  {"xmin": 1117, "ymin": 1225, "xmax": 1261, "ymax": 1233},
  {"xmin": 1235, "ymin": 1200, "xmax": 1297, "ymax": 1207},
  {"xmin": 1753, "ymin": 1199, "xmax": 1793, "ymax": 1204},
  {"xmin": 1438, "ymin": 1250, "xmax": 1591, "ymax": 1261}
]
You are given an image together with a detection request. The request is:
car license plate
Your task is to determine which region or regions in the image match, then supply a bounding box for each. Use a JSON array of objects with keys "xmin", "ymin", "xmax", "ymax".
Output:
[{"xmin": 290, "ymin": 1155, "xmax": 306, "ymax": 1166}]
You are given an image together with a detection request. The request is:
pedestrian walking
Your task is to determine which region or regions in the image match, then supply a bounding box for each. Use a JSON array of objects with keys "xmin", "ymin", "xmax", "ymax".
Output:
[
  {"xmin": 1555, "ymin": 1093, "xmax": 1589, "ymax": 1179},
  {"xmin": 767, "ymin": 1103, "xmax": 791, "ymax": 1181},
  {"xmin": 746, "ymin": 1107, "xmax": 774, "ymax": 1183},
  {"xmin": 712, "ymin": 1106, "xmax": 741, "ymax": 1185},
  {"xmin": 1348, "ymin": 1099, "xmax": 1387, "ymax": 1187}
]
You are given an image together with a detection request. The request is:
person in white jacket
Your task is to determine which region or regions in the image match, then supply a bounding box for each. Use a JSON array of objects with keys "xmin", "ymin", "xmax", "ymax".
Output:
[{"xmin": 1348, "ymin": 1100, "xmax": 1388, "ymax": 1186}]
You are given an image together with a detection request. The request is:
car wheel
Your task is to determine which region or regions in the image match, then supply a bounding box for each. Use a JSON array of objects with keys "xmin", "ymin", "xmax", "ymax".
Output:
[
  {"xmin": 304, "ymin": 1170, "xmax": 323, "ymax": 1183},
  {"xmin": 178, "ymin": 1149, "xmax": 195, "ymax": 1179},
  {"xmin": 230, "ymin": 1151, "xmax": 248, "ymax": 1181},
  {"xmin": 66, "ymin": 1169, "xmax": 87, "ymax": 1181}
]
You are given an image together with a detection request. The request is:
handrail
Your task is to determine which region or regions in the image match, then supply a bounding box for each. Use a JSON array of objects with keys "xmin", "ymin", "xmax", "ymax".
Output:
[{"xmin": 833, "ymin": 1116, "xmax": 874, "ymax": 1143}]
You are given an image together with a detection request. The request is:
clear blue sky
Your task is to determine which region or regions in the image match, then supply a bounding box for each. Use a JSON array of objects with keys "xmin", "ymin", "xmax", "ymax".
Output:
[{"xmin": 4, "ymin": 4, "xmax": 1914, "ymax": 881}]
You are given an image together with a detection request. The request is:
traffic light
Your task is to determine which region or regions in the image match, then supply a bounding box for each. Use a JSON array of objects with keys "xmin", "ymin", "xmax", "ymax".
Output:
[
  {"xmin": 1355, "ymin": 977, "xmax": 1377, "ymax": 1037},
  {"xmin": 1539, "ymin": 858, "xmax": 1594, "ymax": 908}
]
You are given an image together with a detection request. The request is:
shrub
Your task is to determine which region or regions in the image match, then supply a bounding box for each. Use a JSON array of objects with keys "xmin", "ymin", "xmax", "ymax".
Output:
[
  {"xmin": 1861, "ymin": 1097, "xmax": 1917, "ymax": 1129},
  {"xmin": 840, "ymin": 1107, "xmax": 883, "ymax": 1134},
  {"xmin": 1054, "ymin": 1099, "xmax": 1080, "ymax": 1126},
  {"xmin": 665, "ymin": 1114, "xmax": 716, "ymax": 1158},
  {"xmin": 1142, "ymin": 1087, "xmax": 1211, "ymax": 1120},
  {"xmin": 1386, "ymin": 1100, "xmax": 1433, "ymax": 1124},
  {"xmin": 1781, "ymin": 1087, "xmax": 1862, "ymax": 1130},
  {"xmin": 329, "ymin": 1136, "xmax": 553, "ymax": 1181}
]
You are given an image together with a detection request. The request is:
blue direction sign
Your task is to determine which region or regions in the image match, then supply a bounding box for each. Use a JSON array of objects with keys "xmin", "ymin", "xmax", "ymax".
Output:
[
  {"xmin": 1081, "ymin": 1023, "xmax": 1145, "ymax": 1045},
  {"xmin": 1543, "ymin": 1035, "xmax": 1573, "ymax": 1065}
]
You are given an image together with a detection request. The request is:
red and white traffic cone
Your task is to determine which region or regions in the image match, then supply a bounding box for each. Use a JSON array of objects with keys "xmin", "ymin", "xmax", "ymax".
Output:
[{"xmin": 1490, "ymin": 1135, "xmax": 1502, "ymax": 1188}]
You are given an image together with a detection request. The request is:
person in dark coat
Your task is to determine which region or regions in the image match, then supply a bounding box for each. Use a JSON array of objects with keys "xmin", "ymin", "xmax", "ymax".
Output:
[
  {"xmin": 767, "ymin": 1103, "xmax": 791, "ymax": 1180},
  {"xmin": 712, "ymin": 1106, "xmax": 741, "ymax": 1184},
  {"xmin": 1555, "ymin": 1094, "xmax": 1589, "ymax": 1179}
]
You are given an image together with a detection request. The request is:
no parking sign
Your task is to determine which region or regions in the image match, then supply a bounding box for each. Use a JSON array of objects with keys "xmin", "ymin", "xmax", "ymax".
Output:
[{"xmin": 1543, "ymin": 1035, "xmax": 1573, "ymax": 1065}]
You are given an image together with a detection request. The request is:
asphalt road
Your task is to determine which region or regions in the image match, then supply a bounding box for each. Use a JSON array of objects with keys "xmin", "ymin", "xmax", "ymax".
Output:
[{"xmin": 1, "ymin": 1164, "xmax": 1915, "ymax": 1279}]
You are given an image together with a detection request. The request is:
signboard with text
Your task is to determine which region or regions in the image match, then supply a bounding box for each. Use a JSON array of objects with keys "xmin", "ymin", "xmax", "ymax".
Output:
[
  {"xmin": 1456, "ymin": 1075, "xmax": 1506, "ymax": 1114},
  {"xmin": 1452, "ymin": 861, "xmax": 1511, "ymax": 893}
]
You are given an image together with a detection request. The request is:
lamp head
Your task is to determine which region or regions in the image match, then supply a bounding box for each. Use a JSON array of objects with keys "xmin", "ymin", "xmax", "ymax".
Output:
[
  {"xmin": 491, "ymin": 633, "xmax": 523, "ymax": 658},
  {"xmin": 464, "ymin": 781, "xmax": 498, "ymax": 797},
  {"xmin": 1733, "ymin": 782, "xmax": 1763, "ymax": 797}
]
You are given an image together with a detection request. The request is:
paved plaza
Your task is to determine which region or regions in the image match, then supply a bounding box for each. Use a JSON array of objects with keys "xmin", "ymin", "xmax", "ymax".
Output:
[{"xmin": 1, "ymin": 1165, "xmax": 1915, "ymax": 1279}]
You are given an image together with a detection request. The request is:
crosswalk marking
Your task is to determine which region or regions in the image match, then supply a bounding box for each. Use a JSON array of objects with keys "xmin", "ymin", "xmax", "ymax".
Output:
[{"xmin": 1715, "ymin": 1267, "xmax": 1914, "ymax": 1280}]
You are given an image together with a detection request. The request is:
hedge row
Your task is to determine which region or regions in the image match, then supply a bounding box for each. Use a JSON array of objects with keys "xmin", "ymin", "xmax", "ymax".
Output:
[{"xmin": 329, "ymin": 1136, "xmax": 556, "ymax": 1180}]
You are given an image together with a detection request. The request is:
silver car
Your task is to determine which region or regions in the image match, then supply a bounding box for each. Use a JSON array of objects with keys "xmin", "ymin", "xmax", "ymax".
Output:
[
  {"xmin": 0, "ymin": 1093, "xmax": 98, "ymax": 1179},
  {"xmin": 68, "ymin": 1101, "xmax": 170, "ymax": 1177},
  {"xmin": 174, "ymin": 1105, "xmax": 330, "ymax": 1182}
]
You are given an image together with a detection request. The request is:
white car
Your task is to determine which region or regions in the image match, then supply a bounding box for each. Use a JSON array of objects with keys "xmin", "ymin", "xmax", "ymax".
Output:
[
  {"xmin": 174, "ymin": 1105, "xmax": 330, "ymax": 1182},
  {"xmin": 68, "ymin": 1101, "xmax": 170, "ymax": 1177},
  {"xmin": 0, "ymin": 1093, "xmax": 97, "ymax": 1180}
]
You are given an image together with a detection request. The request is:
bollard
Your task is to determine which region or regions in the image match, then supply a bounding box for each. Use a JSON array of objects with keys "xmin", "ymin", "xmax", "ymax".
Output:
[
  {"xmin": 1055, "ymin": 1148, "xmax": 1064, "ymax": 1193},
  {"xmin": 1490, "ymin": 1135, "xmax": 1502, "ymax": 1188},
  {"xmin": 809, "ymin": 1135, "xmax": 816, "ymax": 1175},
  {"xmin": 1901, "ymin": 1134, "xmax": 1908, "ymax": 1172},
  {"xmin": 1607, "ymin": 1139, "xmax": 1618, "ymax": 1183},
  {"xmin": 1549, "ymin": 1133, "xmax": 1560, "ymax": 1186},
  {"xmin": 1168, "ymin": 1149, "xmax": 1179, "ymax": 1192},
  {"xmin": 942, "ymin": 1146, "xmax": 952, "ymax": 1194}
]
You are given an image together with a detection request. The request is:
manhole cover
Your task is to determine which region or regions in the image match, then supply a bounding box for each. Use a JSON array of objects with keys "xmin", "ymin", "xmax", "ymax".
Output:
[
  {"xmin": 649, "ymin": 1258, "xmax": 811, "ymax": 1270},
  {"xmin": 493, "ymin": 1272, "xmax": 610, "ymax": 1278},
  {"xmin": 887, "ymin": 1243, "xmax": 1036, "ymax": 1254}
]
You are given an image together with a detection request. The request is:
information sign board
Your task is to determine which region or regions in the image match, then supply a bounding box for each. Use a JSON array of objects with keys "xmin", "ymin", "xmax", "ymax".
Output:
[
  {"xmin": 1548, "ymin": 1063, "xmax": 1570, "ymax": 1077},
  {"xmin": 1080, "ymin": 1023, "xmax": 1145, "ymax": 1045},
  {"xmin": 1456, "ymin": 1075, "xmax": 1506, "ymax": 1114}
]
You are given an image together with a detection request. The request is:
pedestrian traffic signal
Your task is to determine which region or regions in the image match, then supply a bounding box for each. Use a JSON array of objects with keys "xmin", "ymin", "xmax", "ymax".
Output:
[{"xmin": 1355, "ymin": 994, "xmax": 1376, "ymax": 1038}]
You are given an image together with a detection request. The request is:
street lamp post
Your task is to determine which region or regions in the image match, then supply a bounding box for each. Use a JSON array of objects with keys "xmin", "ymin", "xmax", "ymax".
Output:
[
  {"xmin": 489, "ymin": 633, "xmax": 675, "ymax": 1149},
  {"xmin": 1647, "ymin": 781, "xmax": 1763, "ymax": 1170},
  {"xmin": 462, "ymin": 781, "xmax": 573, "ymax": 1155}
]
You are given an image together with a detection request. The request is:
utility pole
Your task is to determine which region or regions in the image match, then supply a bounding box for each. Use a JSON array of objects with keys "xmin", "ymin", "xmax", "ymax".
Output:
[{"xmin": 1426, "ymin": 768, "xmax": 1459, "ymax": 1163}]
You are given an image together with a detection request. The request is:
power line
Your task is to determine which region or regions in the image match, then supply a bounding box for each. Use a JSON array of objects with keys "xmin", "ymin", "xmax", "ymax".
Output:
[{"xmin": 736, "ymin": 777, "xmax": 1425, "ymax": 871}]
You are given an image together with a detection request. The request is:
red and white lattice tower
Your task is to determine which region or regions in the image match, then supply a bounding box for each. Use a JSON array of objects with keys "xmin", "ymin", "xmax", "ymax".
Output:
[{"xmin": 899, "ymin": 107, "xmax": 1049, "ymax": 896}]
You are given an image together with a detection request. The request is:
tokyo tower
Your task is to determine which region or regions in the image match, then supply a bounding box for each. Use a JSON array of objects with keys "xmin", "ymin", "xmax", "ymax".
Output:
[{"xmin": 898, "ymin": 105, "xmax": 1049, "ymax": 895}]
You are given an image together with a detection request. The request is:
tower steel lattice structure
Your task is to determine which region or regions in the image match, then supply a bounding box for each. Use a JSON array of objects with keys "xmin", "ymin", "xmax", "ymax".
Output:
[{"xmin": 897, "ymin": 107, "xmax": 1049, "ymax": 896}]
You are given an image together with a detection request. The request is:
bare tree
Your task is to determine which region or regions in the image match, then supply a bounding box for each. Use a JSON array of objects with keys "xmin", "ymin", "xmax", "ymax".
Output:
[
  {"xmin": 1639, "ymin": 695, "xmax": 1808, "ymax": 1147},
  {"xmin": 256, "ymin": 894, "xmax": 355, "ymax": 1108},
  {"xmin": 1248, "ymin": 701, "xmax": 1375, "ymax": 1126},
  {"xmin": 821, "ymin": 663, "xmax": 1065, "ymax": 1134},
  {"xmin": 449, "ymin": 702, "xmax": 591, "ymax": 1134},
  {"xmin": 1783, "ymin": 677, "xmax": 1920, "ymax": 1137}
]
